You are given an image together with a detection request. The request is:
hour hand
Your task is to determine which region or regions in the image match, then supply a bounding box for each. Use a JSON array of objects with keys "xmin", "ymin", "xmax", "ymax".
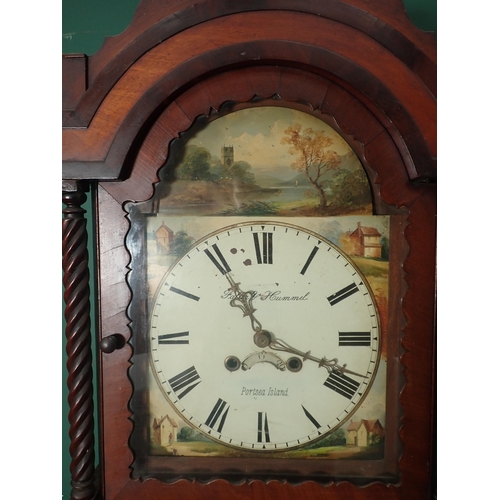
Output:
[{"xmin": 225, "ymin": 273, "xmax": 263, "ymax": 333}]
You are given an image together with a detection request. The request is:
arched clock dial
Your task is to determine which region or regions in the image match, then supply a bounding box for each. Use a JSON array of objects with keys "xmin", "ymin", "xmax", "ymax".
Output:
[{"xmin": 149, "ymin": 221, "xmax": 381, "ymax": 451}]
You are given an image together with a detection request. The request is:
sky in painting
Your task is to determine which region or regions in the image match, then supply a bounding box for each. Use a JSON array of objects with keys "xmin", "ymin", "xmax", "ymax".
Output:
[{"xmin": 187, "ymin": 107, "xmax": 354, "ymax": 176}]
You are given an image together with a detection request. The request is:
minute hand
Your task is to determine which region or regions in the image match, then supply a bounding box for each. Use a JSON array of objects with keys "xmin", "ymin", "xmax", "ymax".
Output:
[{"xmin": 269, "ymin": 337, "xmax": 368, "ymax": 378}]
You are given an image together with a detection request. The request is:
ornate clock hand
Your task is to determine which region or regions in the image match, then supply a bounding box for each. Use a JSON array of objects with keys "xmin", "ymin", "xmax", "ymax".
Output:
[
  {"xmin": 225, "ymin": 273, "xmax": 263, "ymax": 334},
  {"xmin": 266, "ymin": 336, "xmax": 368, "ymax": 378},
  {"xmin": 224, "ymin": 274, "xmax": 365, "ymax": 378}
]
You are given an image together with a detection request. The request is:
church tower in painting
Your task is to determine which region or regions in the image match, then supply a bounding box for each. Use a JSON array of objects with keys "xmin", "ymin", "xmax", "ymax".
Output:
[{"xmin": 220, "ymin": 145, "xmax": 234, "ymax": 168}]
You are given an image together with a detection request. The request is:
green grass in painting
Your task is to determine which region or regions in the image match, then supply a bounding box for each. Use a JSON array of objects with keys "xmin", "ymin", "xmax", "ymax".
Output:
[
  {"xmin": 352, "ymin": 257, "xmax": 389, "ymax": 278},
  {"xmin": 152, "ymin": 441, "xmax": 383, "ymax": 460},
  {"xmin": 183, "ymin": 442, "xmax": 225, "ymax": 454},
  {"xmin": 338, "ymin": 441, "xmax": 385, "ymax": 460},
  {"xmin": 216, "ymin": 197, "xmax": 325, "ymax": 216},
  {"xmin": 217, "ymin": 200, "xmax": 279, "ymax": 215}
]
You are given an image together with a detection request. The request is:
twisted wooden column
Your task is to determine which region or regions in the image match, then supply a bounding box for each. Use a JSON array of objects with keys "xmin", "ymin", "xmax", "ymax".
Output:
[{"xmin": 62, "ymin": 181, "xmax": 97, "ymax": 500}]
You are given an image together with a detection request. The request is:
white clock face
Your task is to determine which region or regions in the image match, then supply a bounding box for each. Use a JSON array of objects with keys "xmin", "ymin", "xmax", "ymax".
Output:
[{"xmin": 149, "ymin": 221, "xmax": 380, "ymax": 451}]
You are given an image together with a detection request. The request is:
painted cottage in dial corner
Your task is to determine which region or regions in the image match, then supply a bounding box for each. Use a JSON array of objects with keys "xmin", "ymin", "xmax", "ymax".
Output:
[
  {"xmin": 155, "ymin": 221, "xmax": 174, "ymax": 253},
  {"xmin": 349, "ymin": 222, "xmax": 382, "ymax": 258},
  {"xmin": 346, "ymin": 419, "xmax": 385, "ymax": 447},
  {"xmin": 152, "ymin": 414, "xmax": 179, "ymax": 447}
]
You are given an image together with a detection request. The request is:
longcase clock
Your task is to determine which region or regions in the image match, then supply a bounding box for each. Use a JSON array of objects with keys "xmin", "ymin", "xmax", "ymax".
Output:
[{"xmin": 62, "ymin": 1, "xmax": 436, "ymax": 499}]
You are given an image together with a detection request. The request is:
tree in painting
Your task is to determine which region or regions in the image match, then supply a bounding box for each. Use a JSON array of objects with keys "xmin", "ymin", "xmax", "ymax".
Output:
[
  {"xmin": 177, "ymin": 146, "xmax": 213, "ymax": 181},
  {"xmin": 212, "ymin": 159, "xmax": 256, "ymax": 186},
  {"xmin": 328, "ymin": 168, "xmax": 372, "ymax": 214},
  {"xmin": 178, "ymin": 145, "xmax": 257, "ymax": 187},
  {"xmin": 281, "ymin": 124, "xmax": 342, "ymax": 211},
  {"xmin": 168, "ymin": 231, "xmax": 195, "ymax": 256}
]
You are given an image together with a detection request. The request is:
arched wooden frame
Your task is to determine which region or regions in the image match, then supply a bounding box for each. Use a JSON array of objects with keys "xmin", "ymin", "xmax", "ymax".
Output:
[
  {"xmin": 62, "ymin": 2, "xmax": 436, "ymax": 499},
  {"xmin": 63, "ymin": 7, "xmax": 436, "ymax": 183},
  {"xmin": 103, "ymin": 66, "xmax": 422, "ymax": 210}
]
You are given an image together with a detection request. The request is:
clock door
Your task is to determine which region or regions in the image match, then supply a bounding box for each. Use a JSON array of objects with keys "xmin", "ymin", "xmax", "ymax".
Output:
[{"xmin": 123, "ymin": 104, "xmax": 399, "ymax": 483}]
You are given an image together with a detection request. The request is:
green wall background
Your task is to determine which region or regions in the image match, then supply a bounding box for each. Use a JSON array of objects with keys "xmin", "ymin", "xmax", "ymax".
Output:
[{"xmin": 61, "ymin": 1, "xmax": 436, "ymax": 497}]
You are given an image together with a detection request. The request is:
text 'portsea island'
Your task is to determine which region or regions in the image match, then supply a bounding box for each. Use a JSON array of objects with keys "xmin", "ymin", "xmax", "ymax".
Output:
[{"xmin": 241, "ymin": 387, "xmax": 289, "ymax": 396}]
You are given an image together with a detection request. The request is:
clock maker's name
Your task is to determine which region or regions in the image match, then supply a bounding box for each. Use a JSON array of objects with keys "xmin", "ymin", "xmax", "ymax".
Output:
[
  {"xmin": 221, "ymin": 290, "xmax": 310, "ymax": 302},
  {"xmin": 241, "ymin": 387, "xmax": 289, "ymax": 397}
]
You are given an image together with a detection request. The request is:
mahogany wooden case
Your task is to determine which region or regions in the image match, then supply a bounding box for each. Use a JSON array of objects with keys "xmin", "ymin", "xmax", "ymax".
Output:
[{"xmin": 62, "ymin": 1, "xmax": 436, "ymax": 499}]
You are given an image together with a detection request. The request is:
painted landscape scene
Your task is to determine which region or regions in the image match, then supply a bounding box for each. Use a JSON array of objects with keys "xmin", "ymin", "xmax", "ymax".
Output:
[
  {"xmin": 152, "ymin": 106, "xmax": 373, "ymax": 217},
  {"xmin": 150, "ymin": 415, "xmax": 385, "ymax": 461}
]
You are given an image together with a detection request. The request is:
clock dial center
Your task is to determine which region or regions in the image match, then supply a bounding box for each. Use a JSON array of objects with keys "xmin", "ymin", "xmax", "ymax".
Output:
[{"xmin": 253, "ymin": 329, "xmax": 272, "ymax": 348}]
